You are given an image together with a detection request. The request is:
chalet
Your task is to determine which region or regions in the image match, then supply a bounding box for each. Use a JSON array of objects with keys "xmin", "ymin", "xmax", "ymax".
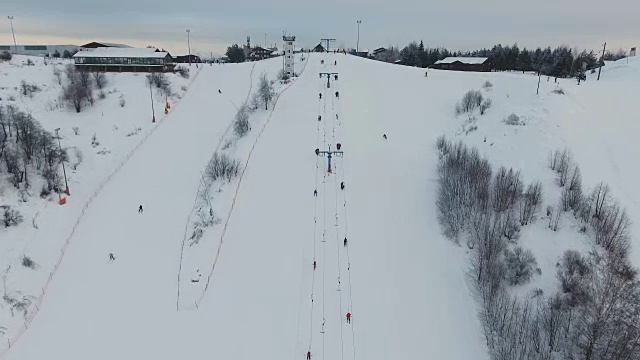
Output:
[
  {"xmin": 72, "ymin": 47, "xmax": 174, "ymax": 73},
  {"xmin": 372, "ymin": 47, "xmax": 387, "ymax": 56},
  {"xmin": 313, "ymin": 43, "xmax": 326, "ymax": 52},
  {"xmin": 247, "ymin": 46, "xmax": 273, "ymax": 61},
  {"xmin": 432, "ymin": 57, "xmax": 491, "ymax": 72}
]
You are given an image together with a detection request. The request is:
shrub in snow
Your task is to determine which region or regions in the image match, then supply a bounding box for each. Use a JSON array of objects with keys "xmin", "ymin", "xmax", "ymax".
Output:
[
  {"xmin": 63, "ymin": 81, "xmax": 91, "ymax": 113},
  {"xmin": 278, "ymin": 69, "xmax": 290, "ymax": 81},
  {"xmin": 175, "ymin": 66, "xmax": 190, "ymax": 79},
  {"xmin": 205, "ymin": 153, "xmax": 240, "ymax": 183},
  {"xmin": 503, "ymin": 246, "xmax": 538, "ymax": 285},
  {"xmin": 556, "ymin": 250, "xmax": 591, "ymax": 306},
  {"xmin": 22, "ymin": 255, "xmax": 36, "ymax": 269},
  {"xmin": 40, "ymin": 185, "xmax": 51, "ymax": 198},
  {"xmin": 181, "ymin": 85, "xmax": 188, "ymax": 92},
  {"xmin": 482, "ymin": 80, "xmax": 493, "ymax": 89},
  {"xmin": 455, "ymin": 90, "xmax": 483, "ymax": 115},
  {"xmin": 146, "ymin": 73, "xmax": 172, "ymax": 96},
  {"xmin": 2, "ymin": 206, "xmax": 23, "ymax": 228},
  {"xmin": 519, "ymin": 181, "xmax": 542, "ymax": 225},
  {"xmin": 504, "ymin": 113, "xmax": 524, "ymax": 126},
  {"xmin": 258, "ymin": 72, "xmax": 275, "ymax": 110},
  {"xmin": 72, "ymin": 148, "xmax": 83, "ymax": 170},
  {"xmin": 0, "ymin": 51, "xmax": 11, "ymax": 61},
  {"xmin": 233, "ymin": 106, "xmax": 250, "ymax": 137},
  {"xmin": 479, "ymin": 98, "xmax": 492, "ymax": 115},
  {"xmin": 26, "ymin": 59, "xmax": 34, "ymax": 66},
  {"xmin": 92, "ymin": 72, "xmax": 108, "ymax": 89},
  {"xmin": 20, "ymin": 81, "xmax": 41, "ymax": 98}
]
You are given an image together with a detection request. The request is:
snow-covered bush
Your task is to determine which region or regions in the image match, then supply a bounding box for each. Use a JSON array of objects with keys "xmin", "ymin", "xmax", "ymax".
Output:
[
  {"xmin": 552, "ymin": 88, "xmax": 565, "ymax": 95},
  {"xmin": 205, "ymin": 153, "xmax": 240, "ymax": 183},
  {"xmin": 503, "ymin": 246, "xmax": 538, "ymax": 285},
  {"xmin": 233, "ymin": 105, "xmax": 250, "ymax": 137},
  {"xmin": 146, "ymin": 73, "xmax": 171, "ymax": 96},
  {"xmin": 482, "ymin": 80, "xmax": 493, "ymax": 89},
  {"xmin": 20, "ymin": 81, "xmax": 41, "ymax": 98},
  {"xmin": 455, "ymin": 90, "xmax": 483, "ymax": 115},
  {"xmin": 72, "ymin": 126, "xmax": 80, "ymax": 135},
  {"xmin": 258, "ymin": 72, "xmax": 275, "ymax": 110},
  {"xmin": 0, "ymin": 51, "xmax": 11, "ymax": 61},
  {"xmin": 2, "ymin": 206, "xmax": 23, "ymax": 228},
  {"xmin": 119, "ymin": 95, "xmax": 126, "ymax": 107},
  {"xmin": 479, "ymin": 98, "xmax": 492, "ymax": 115},
  {"xmin": 175, "ymin": 66, "xmax": 189, "ymax": 79},
  {"xmin": 22, "ymin": 255, "xmax": 36, "ymax": 269},
  {"xmin": 504, "ymin": 113, "xmax": 524, "ymax": 126},
  {"xmin": 92, "ymin": 72, "xmax": 107, "ymax": 89}
]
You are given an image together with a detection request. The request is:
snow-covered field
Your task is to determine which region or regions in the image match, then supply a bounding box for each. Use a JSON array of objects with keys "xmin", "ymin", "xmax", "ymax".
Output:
[{"xmin": 0, "ymin": 51, "xmax": 638, "ymax": 360}]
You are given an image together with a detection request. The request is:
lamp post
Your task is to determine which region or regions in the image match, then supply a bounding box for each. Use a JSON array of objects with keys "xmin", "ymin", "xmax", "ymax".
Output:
[
  {"xmin": 7, "ymin": 16, "xmax": 17, "ymax": 53},
  {"xmin": 186, "ymin": 29, "xmax": 191, "ymax": 66},
  {"xmin": 149, "ymin": 79, "xmax": 156, "ymax": 123},
  {"xmin": 54, "ymin": 128, "xmax": 70, "ymax": 196},
  {"xmin": 356, "ymin": 20, "xmax": 362, "ymax": 54}
]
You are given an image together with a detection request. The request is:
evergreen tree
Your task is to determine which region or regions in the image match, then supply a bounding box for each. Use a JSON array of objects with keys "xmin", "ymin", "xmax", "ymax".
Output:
[{"xmin": 226, "ymin": 44, "xmax": 245, "ymax": 63}]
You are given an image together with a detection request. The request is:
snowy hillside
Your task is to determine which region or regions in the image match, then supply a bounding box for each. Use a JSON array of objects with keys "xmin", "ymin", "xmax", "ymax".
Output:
[{"xmin": 0, "ymin": 51, "xmax": 639, "ymax": 360}]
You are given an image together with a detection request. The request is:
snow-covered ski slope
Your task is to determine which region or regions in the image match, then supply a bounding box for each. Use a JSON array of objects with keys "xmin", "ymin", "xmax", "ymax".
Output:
[{"xmin": 6, "ymin": 53, "xmax": 640, "ymax": 360}]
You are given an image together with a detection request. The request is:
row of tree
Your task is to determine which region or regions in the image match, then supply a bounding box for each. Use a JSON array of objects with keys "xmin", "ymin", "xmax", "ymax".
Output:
[
  {"xmin": 435, "ymin": 137, "xmax": 640, "ymax": 360},
  {"xmin": 377, "ymin": 41, "xmax": 629, "ymax": 78},
  {"xmin": 0, "ymin": 105, "xmax": 67, "ymax": 196}
]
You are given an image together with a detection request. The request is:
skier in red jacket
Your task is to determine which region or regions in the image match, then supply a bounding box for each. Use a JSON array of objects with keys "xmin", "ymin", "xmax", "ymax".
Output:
[
  {"xmin": 346, "ymin": 312, "xmax": 352, "ymax": 324},
  {"xmin": 307, "ymin": 350, "xmax": 311, "ymax": 360}
]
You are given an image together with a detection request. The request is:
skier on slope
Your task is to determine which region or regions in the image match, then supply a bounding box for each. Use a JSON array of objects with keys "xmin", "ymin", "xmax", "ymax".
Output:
[
  {"xmin": 314, "ymin": 189, "xmax": 318, "ymax": 197},
  {"xmin": 109, "ymin": 253, "xmax": 116, "ymax": 262},
  {"xmin": 343, "ymin": 237, "xmax": 348, "ymax": 247},
  {"xmin": 138, "ymin": 205, "xmax": 144, "ymax": 213},
  {"xmin": 340, "ymin": 182, "xmax": 345, "ymax": 190},
  {"xmin": 346, "ymin": 312, "xmax": 352, "ymax": 324},
  {"xmin": 319, "ymin": 93, "xmax": 322, "ymax": 99},
  {"xmin": 307, "ymin": 351, "xmax": 312, "ymax": 360},
  {"xmin": 313, "ymin": 260, "xmax": 317, "ymax": 270},
  {"xmin": 318, "ymin": 115, "xmax": 321, "ymax": 121},
  {"xmin": 383, "ymin": 134, "xmax": 387, "ymax": 140},
  {"xmin": 335, "ymin": 91, "xmax": 339, "ymax": 98}
]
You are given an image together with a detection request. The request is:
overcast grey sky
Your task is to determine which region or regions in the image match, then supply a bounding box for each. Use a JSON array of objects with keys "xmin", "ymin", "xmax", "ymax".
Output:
[{"xmin": 3, "ymin": 0, "xmax": 639, "ymax": 57}]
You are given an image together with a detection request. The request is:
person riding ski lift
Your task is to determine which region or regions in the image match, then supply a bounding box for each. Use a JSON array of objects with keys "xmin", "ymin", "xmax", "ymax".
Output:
[{"xmin": 383, "ymin": 134, "xmax": 387, "ymax": 140}]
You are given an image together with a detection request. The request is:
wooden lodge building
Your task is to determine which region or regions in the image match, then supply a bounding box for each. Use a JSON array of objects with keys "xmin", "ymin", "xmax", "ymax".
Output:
[
  {"xmin": 72, "ymin": 47, "xmax": 174, "ymax": 73},
  {"xmin": 432, "ymin": 57, "xmax": 491, "ymax": 72}
]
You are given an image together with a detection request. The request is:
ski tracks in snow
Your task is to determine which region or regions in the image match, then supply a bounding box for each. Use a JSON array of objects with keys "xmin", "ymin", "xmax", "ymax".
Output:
[{"xmin": 187, "ymin": 54, "xmax": 312, "ymax": 309}]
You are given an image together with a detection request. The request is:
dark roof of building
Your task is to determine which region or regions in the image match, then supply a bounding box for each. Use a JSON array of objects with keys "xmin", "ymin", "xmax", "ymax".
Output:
[{"xmin": 80, "ymin": 42, "xmax": 132, "ymax": 48}]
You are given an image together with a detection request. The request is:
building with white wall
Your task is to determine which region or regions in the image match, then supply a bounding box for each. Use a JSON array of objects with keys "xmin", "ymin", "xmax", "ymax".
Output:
[
  {"xmin": 0, "ymin": 44, "xmax": 79, "ymax": 57},
  {"xmin": 283, "ymin": 35, "xmax": 296, "ymax": 76}
]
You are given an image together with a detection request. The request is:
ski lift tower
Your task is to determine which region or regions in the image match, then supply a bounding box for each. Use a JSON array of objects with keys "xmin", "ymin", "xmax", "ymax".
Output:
[
  {"xmin": 315, "ymin": 145, "xmax": 343, "ymax": 173},
  {"xmin": 283, "ymin": 34, "xmax": 296, "ymax": 77},
  {"xmin": 319, "ymin": 72, "xmax": 338, "ymax": 88}
]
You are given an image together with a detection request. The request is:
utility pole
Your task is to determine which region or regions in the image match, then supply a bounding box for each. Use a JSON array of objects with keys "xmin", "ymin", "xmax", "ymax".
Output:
[
  {"xmin": 186, "ymin": 29, "xmax": 191, "ymax": 66},
  {"xmin": 7, "ymin": 16, "xmax": 17, "ymax": 53},
  {"xmin": 356, "ymin": 20, "xmax": 362, "ymax": 54},
  {"xmin": 597, "ymin": 42, "xmax": 606, "ymax": 81},
  {"xmin": 54, "ymin": 128, "xmax": 70, "ymax": 196},
  {"xmin": 149, "ymin": 79, "xmax": 156, "ymax": 123},
  {"xmin": 536, "ymin": 71, "xmax": 541, "ymax": 95}
]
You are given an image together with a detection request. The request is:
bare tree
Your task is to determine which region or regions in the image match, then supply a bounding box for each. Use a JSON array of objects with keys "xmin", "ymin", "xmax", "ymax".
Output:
[
  {"xmin": 258, "ymin": 72, "xmax": 275, "ymax": 110},
  {"xmin": 92, "ymin": 72, "xmax": 107, "ymax": 89}
]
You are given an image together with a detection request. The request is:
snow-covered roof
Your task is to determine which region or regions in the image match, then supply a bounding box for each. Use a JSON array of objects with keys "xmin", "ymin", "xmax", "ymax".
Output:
[
  {"xmin": 81, "ymin": 42, "xmax": 132, "ymax": 48},
  {"xmin": 73, "ymin": 47, "xmax": 170, "ymax": 59},
  {"xmin": 434, "ymin": 57, "xmax": 489, "ymax": 65}
]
